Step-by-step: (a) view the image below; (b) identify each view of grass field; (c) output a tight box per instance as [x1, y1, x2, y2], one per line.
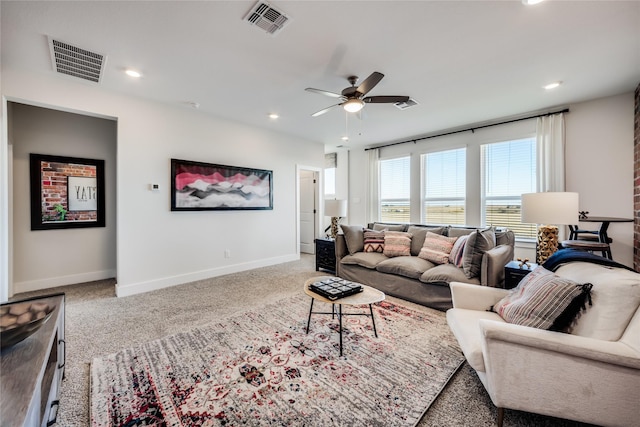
[380, 203, 536, 238]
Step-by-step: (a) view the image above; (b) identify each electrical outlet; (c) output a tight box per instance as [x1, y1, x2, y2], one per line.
[224, 249, 231, 258]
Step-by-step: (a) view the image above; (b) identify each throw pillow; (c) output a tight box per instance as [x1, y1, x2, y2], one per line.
[407, 226, 448, 256]
[448, 235, 468, 267]
[363, 229, 385, 253]
[461, 228, 496, 278]
[372, 223, 406, 232]
[492, 266, 592, 331]
[340, 224, 364, 255]
[418, 232, 458, 265]
[383, 231, 412, 257]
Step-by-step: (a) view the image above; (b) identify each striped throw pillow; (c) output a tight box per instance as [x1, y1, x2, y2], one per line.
[383, 231, 413, 257]
[363, 230, 385, 253]
[448, 235, 468, 267]
[492, 266, 592, 331]
[418, 232, 458, 265]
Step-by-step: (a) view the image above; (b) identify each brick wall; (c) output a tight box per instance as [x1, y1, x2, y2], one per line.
[635, 83, 640, 271]
[40, 161, 98, 222]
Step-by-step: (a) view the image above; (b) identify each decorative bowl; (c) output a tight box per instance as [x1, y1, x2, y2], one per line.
[0, 302, 54, 350]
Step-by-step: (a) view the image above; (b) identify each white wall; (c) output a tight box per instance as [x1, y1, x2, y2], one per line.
[2, 68, 324, 298]
[346, 92, 636, 268]
[565, 92, 635, 267]
[11, 103, 117, 293]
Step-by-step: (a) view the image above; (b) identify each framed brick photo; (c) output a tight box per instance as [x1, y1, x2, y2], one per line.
[29, 153, 105, 230]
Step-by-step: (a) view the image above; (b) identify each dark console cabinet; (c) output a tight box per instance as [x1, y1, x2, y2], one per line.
[1, 293, 65, 427]
[315, 238, 337, 274]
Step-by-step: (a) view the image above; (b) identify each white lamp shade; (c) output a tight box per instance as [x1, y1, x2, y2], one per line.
[521, 192, 579, 225]
[325, 199, 347, 217]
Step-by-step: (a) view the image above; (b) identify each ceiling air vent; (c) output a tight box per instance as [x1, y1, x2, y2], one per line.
[49, 38, 106, 83]
[244, 1, 290, 36]
[394, 98, 419, 110]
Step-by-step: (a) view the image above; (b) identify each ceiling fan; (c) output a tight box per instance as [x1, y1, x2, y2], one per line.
[305, 71, 410, 117]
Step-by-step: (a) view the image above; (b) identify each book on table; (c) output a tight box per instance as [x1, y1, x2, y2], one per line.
[309, 278, 363, 300]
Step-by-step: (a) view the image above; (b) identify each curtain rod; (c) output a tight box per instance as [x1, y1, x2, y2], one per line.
[364, 108, 570, 151]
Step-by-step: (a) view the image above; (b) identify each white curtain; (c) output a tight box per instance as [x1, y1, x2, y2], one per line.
[536, 112, 570, 239]
[366, 148, 380, 224]
[536, 113, 565, 192]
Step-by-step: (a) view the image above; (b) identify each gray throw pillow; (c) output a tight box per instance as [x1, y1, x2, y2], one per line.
[340, 224, 364, 255]
[372, 223, 406, 232]
[461, 228, 496, 278]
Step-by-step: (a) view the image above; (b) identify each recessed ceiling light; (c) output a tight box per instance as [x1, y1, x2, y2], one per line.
[268, 113, 279, 119]
[341, 136, 349, 141]
[544, 81, 562, 90]
[522, 0, 545, 5]
[125, 69, 142, 78]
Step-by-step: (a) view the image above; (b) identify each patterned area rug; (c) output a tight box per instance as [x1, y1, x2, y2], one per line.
[90, 294, 464, 426]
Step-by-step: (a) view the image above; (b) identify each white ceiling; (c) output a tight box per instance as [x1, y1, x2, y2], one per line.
[2, 1, 639, 150]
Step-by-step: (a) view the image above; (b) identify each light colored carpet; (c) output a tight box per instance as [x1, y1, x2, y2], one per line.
[90, 294, 464, 426]
[16, 254, 592, 426]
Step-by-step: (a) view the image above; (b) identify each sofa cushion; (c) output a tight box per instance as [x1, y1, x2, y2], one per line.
[462, 228, 496, 278]
[363, 229, 385, 253]
[372, 223, 406, 232]
[420, 264, 480, 285]
[554, 262, 640, 341]
[340, 252, 388, 269]
[447, 227, 476, 238]
[445, 308, 504, 372]
[340, 224, 364, 255]
[418, 232, 458, 265]
[376, 256, 435, 280]
[383, 231, 413, 257]
[492, 266, 592, 331]
[449, 235, 468, 267]
[407, 226, 448, 256]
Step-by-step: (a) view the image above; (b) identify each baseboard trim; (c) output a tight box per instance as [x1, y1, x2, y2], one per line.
[14, 269, 117, 294]
[115, 254, 299, 298]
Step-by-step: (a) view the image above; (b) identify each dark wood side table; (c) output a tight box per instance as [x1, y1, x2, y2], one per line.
[315, 238, 336, 274]
[504, 260, 538, 289]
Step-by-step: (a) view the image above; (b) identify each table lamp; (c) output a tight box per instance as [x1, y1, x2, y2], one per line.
[521, 192, 579, 264]
[325, 199, 347, 239]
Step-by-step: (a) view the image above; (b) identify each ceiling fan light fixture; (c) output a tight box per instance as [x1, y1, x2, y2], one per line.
[343, 98, 364, 113]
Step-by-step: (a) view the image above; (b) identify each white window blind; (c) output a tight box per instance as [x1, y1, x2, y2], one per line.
[324, 153, 336, 196]
[379, 156, 410, 223]
[422, 148, 466, 225]
[481, 138, 536, 237]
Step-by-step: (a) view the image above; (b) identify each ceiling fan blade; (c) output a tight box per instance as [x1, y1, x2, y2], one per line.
[311, 103, 342, 117]
[305, 87, 344, 98]
[363, 95, 410, 104]
[356, 72, 384, 96]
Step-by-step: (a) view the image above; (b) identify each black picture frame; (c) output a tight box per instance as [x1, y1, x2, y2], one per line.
[29, 153, 106, 230]
[171, 158, 273, 211]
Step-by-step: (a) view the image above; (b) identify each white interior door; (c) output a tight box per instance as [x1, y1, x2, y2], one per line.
[300, 170, 317, 254]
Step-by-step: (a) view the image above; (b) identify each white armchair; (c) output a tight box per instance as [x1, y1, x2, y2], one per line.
[446, 262, 640, 427]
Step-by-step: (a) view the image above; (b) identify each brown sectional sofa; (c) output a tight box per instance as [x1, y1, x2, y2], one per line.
[335, 222, 515, 311]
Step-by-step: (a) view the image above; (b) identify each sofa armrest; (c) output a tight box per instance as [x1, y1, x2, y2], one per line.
[480, 244, 514, 287]
[335, 234, 348, 260]
[450, 282, 510, 311]
[479, 319, 640, 369]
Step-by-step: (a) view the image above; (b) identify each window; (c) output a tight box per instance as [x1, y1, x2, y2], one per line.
[481, 138, 536, 238]
[379, 156, 410, 223]
[324, 153, 336, 196]
[422, 148, 466, 225]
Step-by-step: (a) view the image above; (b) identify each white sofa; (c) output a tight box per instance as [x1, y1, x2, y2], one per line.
[446, 261, 640, 427]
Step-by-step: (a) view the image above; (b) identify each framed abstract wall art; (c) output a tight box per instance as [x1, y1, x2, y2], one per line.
[29, 153, 106, 230]
[171, 158, 273, 211]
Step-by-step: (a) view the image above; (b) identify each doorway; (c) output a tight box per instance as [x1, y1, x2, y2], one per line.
[299, 169, 318, 254]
